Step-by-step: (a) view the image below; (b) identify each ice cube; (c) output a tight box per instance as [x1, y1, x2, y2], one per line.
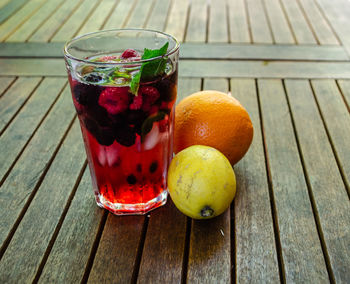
[142, 123, 161, 151]
[105, 144, 120, 167]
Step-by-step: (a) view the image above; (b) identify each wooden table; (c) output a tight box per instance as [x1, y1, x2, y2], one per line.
[0, 0, 349, 283]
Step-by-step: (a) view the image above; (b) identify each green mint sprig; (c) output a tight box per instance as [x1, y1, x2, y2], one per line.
[130, 42, 169, 95]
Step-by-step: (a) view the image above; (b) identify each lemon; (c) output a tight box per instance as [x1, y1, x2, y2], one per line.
[167, 145, 236, 219]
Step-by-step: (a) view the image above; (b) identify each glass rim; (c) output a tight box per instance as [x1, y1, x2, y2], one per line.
[63, 28, 180, 66]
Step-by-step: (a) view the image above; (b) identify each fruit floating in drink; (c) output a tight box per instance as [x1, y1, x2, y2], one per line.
[64, 29, 179, 215]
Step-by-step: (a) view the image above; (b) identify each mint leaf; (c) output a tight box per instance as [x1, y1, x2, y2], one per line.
[141, 111, 167, 142]
[129, 42, 169, 95]
[130, 71, 141, 94]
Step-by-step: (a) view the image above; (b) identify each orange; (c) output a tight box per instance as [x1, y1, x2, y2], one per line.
[174, 90, 253, 165]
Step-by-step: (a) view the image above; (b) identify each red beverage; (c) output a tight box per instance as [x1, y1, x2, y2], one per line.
[64, 29, 179, 215]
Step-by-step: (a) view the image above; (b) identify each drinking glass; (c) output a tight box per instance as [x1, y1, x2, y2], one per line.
[64, 29, 179, 215]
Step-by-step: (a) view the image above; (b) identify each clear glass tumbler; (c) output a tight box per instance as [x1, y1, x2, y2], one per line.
[63, 29, 179, 215]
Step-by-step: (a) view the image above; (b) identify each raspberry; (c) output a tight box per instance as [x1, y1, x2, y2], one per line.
[139, 86, 160, 104]
[121, 49, 140, 59]
[98, 87, 130, 115]
[130, 95, 143, 110]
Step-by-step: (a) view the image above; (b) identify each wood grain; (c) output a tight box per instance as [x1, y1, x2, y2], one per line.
[5, 0, 65, 42]
[87, 214, 145, 283]
[28, 0, 82, 42]
[103, 0, 136, 30]
[0, 77, 42, 132]
[51, 0, 101, 42]
[228, 0, 250, 43]
[0, 0, 27, 24]
[124, 0, 154, 28]
[145, 0, 171, 31]
[208, 0, 228, 43]
[0, 120, 86, 283]
[285, 79, 350, 283]
[78, 0, 117, 35]
[0, 77, 66, 182]
[0, 84, 75, 250]
[38, 168, 105, 283]
[0, 0, 45, 41]
[280, 0, 317, 44]
[137, 200, 187, 283]
[246, 0, 273, 43]
[311, 80, 350, 193]
[0, 77, 16, 97]
[263, 0, 294, 44]
[298, 0, 339, 45]
[177, 77, 201, 104]
[165, 0, 189, 42]
[185, 0, 207, 42]
[258, 79, 328, 282]
[231, 78, 280, 283]
[337, 79, 350, 109]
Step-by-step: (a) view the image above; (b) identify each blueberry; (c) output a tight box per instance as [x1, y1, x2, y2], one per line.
[127, 174, 137, 185]
[115, 124, 136, 147]
[149, 161, 158, 173]
[136, 164, 142, 172]
[95, 127, 115, 146]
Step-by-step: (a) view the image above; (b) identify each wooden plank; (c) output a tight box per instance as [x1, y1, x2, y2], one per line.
[0, 78, 66, 182]
[28, 0, 82, 42]
[68, 0, 116, 35]
[2, 58, 350, 79]
[137, 200, 187, 283]
[231, 78, 280, 283]
[0, 0, 45, 41]
[87, 214, 145, 283]
[228, 0, 250, 43]
[185, 0, 207, 43]
[263, 0, 295, 44]
[51, 0, 102, 42]
[280, 0, 317, 44]
[177, 77, 201, 104]
[311, 80, 350, 192]
[208, 0, 228, 43]
[165, 0, 189, 42]
[285, 79, 350, 283]
[0, 84, 75, 250]
[124, 0, 154, 28]
[0, 0, 27, 24]
[103, 0, 136, 30]
[203, 78, 228, 92]
[0, 120, 86, 283]
[6, 0, 66, 42]
[0, 77, 42, 131]
[258, 79, 328, 282]
[187, 211, 231, 283]
[179, 60, 350, 79]
[298, 0, 339, 45]
[317, 0, 350, 56]
[38, 168, 105, 283]
[146, 0, 171, 31]
[337, 80, 350, 110]
[246, 0, 273, 43]
[0, 76, 16, 97]
[1, 42, 349, 61]
[186, 78, 231, 283]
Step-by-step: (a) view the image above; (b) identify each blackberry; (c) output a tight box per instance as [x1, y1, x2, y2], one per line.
[83, 72, 106, 83]
[127, 174, 137, 185]
[73, 84, 102, 106]
[149, 161, 158, 173]
[95, 127, 115, 146]
[115, 124, 136, 147]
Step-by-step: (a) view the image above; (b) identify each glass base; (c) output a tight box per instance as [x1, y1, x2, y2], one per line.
[95, 190, 168, 215]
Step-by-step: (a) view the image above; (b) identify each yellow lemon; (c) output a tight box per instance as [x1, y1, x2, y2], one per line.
[168, 145, 236, 219]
